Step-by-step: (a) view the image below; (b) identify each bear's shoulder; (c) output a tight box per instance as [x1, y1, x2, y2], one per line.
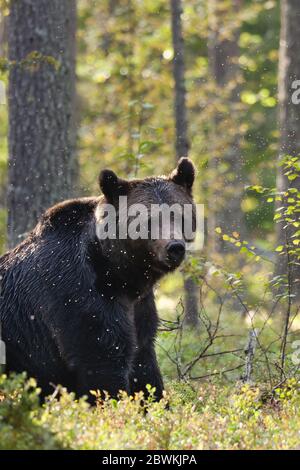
[38, 197, 100, 233]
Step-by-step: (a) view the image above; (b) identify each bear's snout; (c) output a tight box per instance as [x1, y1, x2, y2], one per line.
[166, 240, 186, 267]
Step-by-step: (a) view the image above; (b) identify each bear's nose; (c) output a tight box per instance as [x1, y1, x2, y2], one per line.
[166, 241, 186, 264]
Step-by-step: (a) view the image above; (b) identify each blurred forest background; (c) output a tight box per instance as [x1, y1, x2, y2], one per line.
[0, 0, 281, 253]
[0, 0, 300, 450]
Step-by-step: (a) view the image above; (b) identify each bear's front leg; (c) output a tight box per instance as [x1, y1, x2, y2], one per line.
[130, 346, 164, 401]
[55, 299, 135, 404]
[76, 360, 131, 403]
[130, 292, 164, 401]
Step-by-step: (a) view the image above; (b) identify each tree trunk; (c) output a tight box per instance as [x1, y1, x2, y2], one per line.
[170, 0, 199, 327]
[0, 7, 7, 57]
[0, 9, 7, 210]
[276, 0, 300, 300]
[7, 0, 77, 248]
[207, 0, 245, 253]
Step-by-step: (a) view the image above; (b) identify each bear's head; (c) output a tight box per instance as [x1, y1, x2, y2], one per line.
[95, 158, 196, 298]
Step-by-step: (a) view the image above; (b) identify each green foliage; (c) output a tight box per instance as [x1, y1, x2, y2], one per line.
[75, 0, 280, 238]
[2, 374, 300, 450]
[157, 302, 298, 387]
[0, 374, 60, 450]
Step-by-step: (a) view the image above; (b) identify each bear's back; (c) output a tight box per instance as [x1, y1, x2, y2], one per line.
[0, 197, 101, 389]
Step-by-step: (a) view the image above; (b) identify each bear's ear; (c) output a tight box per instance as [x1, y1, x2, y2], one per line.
[99, 169, 130, 203]
[170, 158, 195, 192]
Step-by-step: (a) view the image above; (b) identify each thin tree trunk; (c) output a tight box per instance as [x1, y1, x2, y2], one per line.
[207, 0, 245, 253]
[0, 9, 7, 210]
[276, 0, 300, 301]
[170, 0, 189, 160]
[0, 7, 7, 57]
[170, 0, 199, 327]
[7, 0, 77, 248]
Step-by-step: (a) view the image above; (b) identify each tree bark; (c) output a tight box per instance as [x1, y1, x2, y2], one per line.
[276, 0, 300, 300]
[0, 9, 7, 210]
[207, 0, 245, 253]
[170, 0, 199, 327]
[0, 7, 7, 57]
[7, 0, 77, 248]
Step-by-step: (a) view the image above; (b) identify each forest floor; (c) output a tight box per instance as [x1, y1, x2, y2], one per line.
[1, 277, 300, 450]
[1, 373, 300, 450]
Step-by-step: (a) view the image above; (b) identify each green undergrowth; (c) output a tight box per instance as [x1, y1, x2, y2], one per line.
[1, 373, 300, 450]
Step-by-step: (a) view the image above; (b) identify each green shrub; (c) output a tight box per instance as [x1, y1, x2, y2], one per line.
[1, 374, 300, 450]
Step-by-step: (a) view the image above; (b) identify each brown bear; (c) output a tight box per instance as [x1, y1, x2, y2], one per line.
[0, 158, 196, 402]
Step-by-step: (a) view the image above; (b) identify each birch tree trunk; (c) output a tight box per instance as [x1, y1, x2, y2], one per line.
[276, 0, 300, 300]
[7, 0, 77, 248]
[170, 0, 199, 327]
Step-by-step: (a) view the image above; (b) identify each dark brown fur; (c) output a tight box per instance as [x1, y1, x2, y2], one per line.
[0, 158, 195, 402]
